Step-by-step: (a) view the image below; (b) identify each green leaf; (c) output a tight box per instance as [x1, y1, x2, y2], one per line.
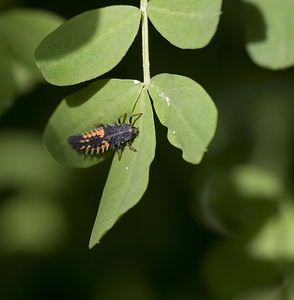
[148, 73, 217, 164]
[147, 0, 222, 49]
[89, 89, 155, 247]
[43, 79, 143, 168]
[0, 8, 64, 115]
[242, 0, 294, 69]
[198, 165, 283, 235]
[0, 8, 64, 74]
[35, 6, 141, 86]
[248, 199, 294, 261]
[230, 165, 283, 200]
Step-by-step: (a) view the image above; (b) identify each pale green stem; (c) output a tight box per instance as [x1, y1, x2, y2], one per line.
[140, 0, 150, 87]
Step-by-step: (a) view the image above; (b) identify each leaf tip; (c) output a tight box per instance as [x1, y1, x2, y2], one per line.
[88, 239, 99, 249]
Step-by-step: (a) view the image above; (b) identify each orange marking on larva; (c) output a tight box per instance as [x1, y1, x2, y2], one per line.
[68, 112, 142, 160]
[94, 128, 105, 138]
[103, 140, 110, 150]
[79, 138, 90, 143]
[89, 131, 96, 137]
[85, 145, 91, 155]
[99, 141, 110, 153]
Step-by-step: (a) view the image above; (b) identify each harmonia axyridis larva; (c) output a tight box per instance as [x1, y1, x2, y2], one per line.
[68, 113, 142, 160]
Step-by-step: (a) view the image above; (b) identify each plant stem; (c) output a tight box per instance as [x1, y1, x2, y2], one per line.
[140, 0, 150, 87]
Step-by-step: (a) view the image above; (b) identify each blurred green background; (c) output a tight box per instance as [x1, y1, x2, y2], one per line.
[1, 0, 294, 299]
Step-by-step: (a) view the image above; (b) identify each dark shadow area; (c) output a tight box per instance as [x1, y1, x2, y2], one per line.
[65, 80, 109, 107]
[241, 1, 267, 43]
[34, 10, 99, 60]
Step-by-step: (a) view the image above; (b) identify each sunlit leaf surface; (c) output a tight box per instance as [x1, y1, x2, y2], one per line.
[147, 0, 222, 49]
[35, 6, 141, 85]
[148, 73, 217, 164]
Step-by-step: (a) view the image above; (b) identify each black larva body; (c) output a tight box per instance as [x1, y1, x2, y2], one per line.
[68, 113, 142, 159]
[68, 124, 139, 152]
[104, 123, 139, 149]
